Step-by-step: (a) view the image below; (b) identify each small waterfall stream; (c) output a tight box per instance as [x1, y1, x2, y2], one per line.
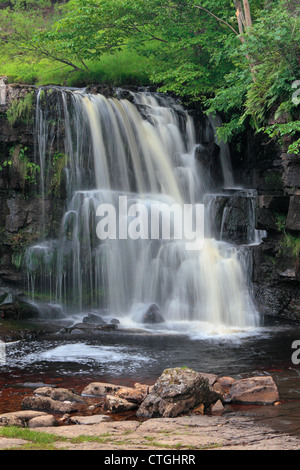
[25, 87, 261, 334]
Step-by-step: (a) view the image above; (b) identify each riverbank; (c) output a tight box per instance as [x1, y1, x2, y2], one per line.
[1, 413, 300, 450]
[1, 366, 299, 451]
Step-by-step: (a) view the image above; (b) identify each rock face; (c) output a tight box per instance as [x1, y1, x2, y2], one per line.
[231, 129, 300, 320]
[136, 367, 221, 418]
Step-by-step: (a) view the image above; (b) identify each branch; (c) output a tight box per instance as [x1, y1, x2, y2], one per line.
[194, 5, 239, 36]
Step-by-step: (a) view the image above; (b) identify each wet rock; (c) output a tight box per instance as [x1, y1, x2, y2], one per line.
[34, 386, 85, 403]
[0, 410, 50, 427]
[286, 195, 300, 231]
[104, 395, 138, 413]
[61, 322, 117, 335]
[197, 372, 218, 387]
[69, 415, 113, 425]
[22, 395, 81, 414]
[137, 367, 221, 418]
[81, 382, 123, 397]
[211, 399, 225, 413]
[115, 383, 149, 404]
[14, 382, 56, 390]
[134, 303, 165, 324]
[28, 414, 57, 428]
[0, 292, 40, 320]
[82, 313, 106, 325]
[194, 142, 222, 187]
[224, 376, 280, 405]
[216, 376, 236, 388]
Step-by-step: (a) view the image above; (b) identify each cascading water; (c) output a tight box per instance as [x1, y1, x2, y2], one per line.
[25, 86, 261, 334]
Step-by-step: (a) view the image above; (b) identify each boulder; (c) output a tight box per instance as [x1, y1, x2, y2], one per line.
[81, 382, 123, 397]
[115, 383, 149, 404]
[103, 395, 138, 413]
[22, 395, 81, 414]
[82, 313, 107, 325]
[34, 386, 85, 403]
[224, 376, 279, 405]
[0, 410, 51, 427]
[28, 414, 56, 428]
[133, 303, 165, 324]
[0, 292, 40, 319]
[50, 388, 84, 403]
[136, 367, 221, 418]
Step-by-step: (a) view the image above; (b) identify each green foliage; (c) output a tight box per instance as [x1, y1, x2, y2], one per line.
[260, 121, 300, 155]
[0, 144, 40, 186]
[206, 0, 299, 141]
[6, 92, 35, 127]
[275, 211, 300, 258]
[0, 0, 299, 149]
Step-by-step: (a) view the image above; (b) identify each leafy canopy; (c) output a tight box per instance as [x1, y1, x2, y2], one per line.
[0, 0, 299, 152]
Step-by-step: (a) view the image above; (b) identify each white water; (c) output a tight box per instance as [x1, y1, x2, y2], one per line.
[26, 87, 261, 335]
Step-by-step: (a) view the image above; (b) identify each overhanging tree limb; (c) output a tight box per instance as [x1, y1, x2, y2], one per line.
[194, 4, 239, 37]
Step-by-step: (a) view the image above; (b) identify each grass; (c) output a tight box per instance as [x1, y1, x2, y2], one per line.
[1, 48, 153, 88]
[0, 425, 224, 450]
[0, 426, 68, 450]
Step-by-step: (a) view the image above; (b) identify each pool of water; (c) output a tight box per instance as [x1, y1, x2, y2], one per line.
[1, 315, 300, 436]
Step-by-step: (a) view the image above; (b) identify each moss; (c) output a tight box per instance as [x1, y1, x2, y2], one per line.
[6, 91, 35, 127]
[50, 151, 68, 196]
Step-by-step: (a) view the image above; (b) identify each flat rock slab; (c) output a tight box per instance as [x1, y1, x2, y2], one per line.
[26, 414, 300, 450]
[0, 437, 28, 449]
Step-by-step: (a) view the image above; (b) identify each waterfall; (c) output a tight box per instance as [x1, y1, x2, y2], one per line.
[25, 87, 261, 332]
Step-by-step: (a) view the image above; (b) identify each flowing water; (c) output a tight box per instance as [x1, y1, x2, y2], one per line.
[2, 87, 300, 435]
[26, 87, 261, 332]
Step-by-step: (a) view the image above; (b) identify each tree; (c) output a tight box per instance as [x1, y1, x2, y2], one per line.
[0, 0, 87, 78]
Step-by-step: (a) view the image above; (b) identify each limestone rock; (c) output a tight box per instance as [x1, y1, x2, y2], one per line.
[133, 303, 165, 324]
[210, 399, 225, 413]
[137, 367, 221, 418]
[22, 395, 81, 414]
[104, 394, 138, 413]
[82, 313, 107, 325]
[0, 410, 50, 427]
[69, 415, 113, 425]
[81, 382, 122, 397]
[225, 376, 279, 404]
[115, 383, 149, 404]
[28, 414, 56, 428]
[33, 386, 85, 403]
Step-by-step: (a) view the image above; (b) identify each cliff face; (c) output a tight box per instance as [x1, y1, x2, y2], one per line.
[230, 125, 300, 320]
[0, 82, 299, 320]
[0, 83, 63, 290]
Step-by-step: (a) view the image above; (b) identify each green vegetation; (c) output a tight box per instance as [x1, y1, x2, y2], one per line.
[0, 144, 40, 187]
[0, 425, 222, 450]
[0, 0, 299, 151]
[275, 211, 300, 258]
[6, 92, 35, 127]
[0, 426, 68, 450]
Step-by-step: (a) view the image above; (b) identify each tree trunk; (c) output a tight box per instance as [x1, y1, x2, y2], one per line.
[242, 0, 253, 28]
